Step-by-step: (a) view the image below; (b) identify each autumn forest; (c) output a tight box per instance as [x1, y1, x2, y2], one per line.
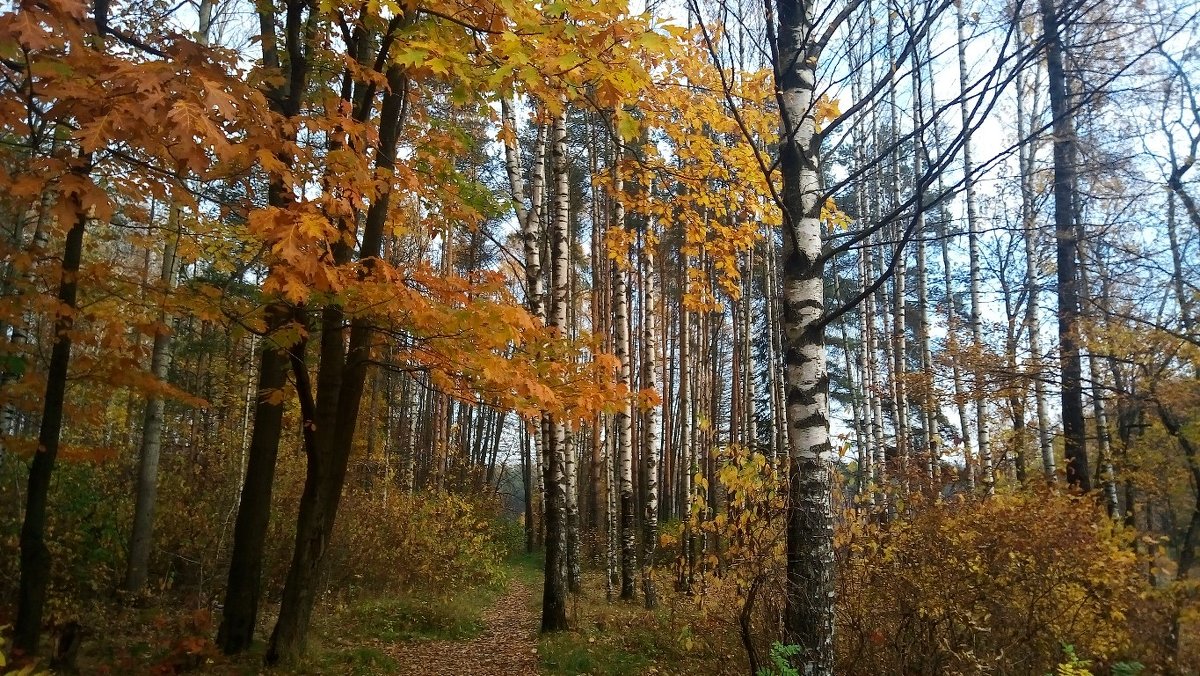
[0, 0, 1197, 672]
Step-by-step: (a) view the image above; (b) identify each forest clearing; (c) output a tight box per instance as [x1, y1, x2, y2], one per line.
[0, 0, 1198, 672]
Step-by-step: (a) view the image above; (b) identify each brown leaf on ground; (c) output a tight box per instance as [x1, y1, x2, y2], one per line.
[387, 580, 540, 675]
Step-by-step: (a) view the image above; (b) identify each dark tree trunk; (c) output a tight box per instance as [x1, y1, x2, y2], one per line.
[523, 429, 536, 553]
[1039, 0, 1091, 490]
[217, 305, 291, 655]
[14, 189, 88, 655]
[264, 71, 406, 663]
[218, 0, 311, 651]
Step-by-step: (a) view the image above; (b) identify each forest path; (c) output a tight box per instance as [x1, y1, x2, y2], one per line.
[386, 578, 541, 675]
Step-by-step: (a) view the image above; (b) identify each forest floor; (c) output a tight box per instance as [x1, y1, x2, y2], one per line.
[41, 553, 738, 675]
[383, 576, 540, 675]
[352, 551, 738, 676]
[370, 552, 741, 676]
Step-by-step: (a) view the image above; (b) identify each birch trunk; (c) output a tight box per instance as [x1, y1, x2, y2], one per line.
[124, 204, 181, 594]
[862, 243, 884, 508]
[836, 296, 866, 502]
[588, 115, 606, 531]
[912, 50, 937, 489]
[1, 169, 53, 444]
[125, 0, 214, 591]
[916, 194, 936, 486]
[939, 210, 974, 490]
[565, 423, 581, 591]
[891, 231, 909, 485]
[1078, 252, 1120, 515]
[539, 107, 570, 632]
[958, 0, 993, 495]
[605, 416, 618, 600]
[886, 13, 909, 486]
[614, 235, 637, 601]
[776, 0, 834, 668]
[522, 428, 536, 553]
[764, 239, 787, 464]
[641, 227, 661, 609]
[1016, 61, 1056, 482]
[677, 253, 694, 594]
[505, 96, 551, 544]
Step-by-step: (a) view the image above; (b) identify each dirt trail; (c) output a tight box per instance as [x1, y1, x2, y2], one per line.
[387, 580, 540, 675]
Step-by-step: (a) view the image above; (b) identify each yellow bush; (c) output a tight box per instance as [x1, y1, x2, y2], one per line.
[323, 489, 509, 599]
[836, 489, 1144, 675]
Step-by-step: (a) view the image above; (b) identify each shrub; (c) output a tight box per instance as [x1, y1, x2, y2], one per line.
[322, 489, 509, 599]
[836, 489, 1144, 675]
[0, 461, 130, 623]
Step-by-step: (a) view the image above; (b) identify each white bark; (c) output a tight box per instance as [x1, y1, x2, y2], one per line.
[1079, 253, 1120, 516]
[551, 105, 571, 546]
[605, 417, 618, 600]
[678, 250, 694, 593]
[958, 0, 993, 495]
[777, 0, 834, 667]
[564, 423, 581, 590]
[540, 106, 571, 631]
[641, 227, 661, 609]
[124, 203, 181, 594]
[0, 191, 51, 446]
[1016, 61, 1056, 483]
[611, 153, 636, 600]
[861, 244, 884, 509]
[886, 10, 909, 486]
[913, 54, 938, 488]
[939, 216, 975, 490]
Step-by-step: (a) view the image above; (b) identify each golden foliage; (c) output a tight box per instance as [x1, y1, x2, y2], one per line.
[836, 490, 1145, 675]
[325, 490, 511, 596]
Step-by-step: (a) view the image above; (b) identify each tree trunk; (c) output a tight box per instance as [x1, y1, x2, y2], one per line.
[124, 204, 181, 595]
[14, 178, 88, 656]
[940, 218, 974, 490]
[539, 107, 571, 632]
[776, 0, 834, 669]
[1039, 0, 1091, 490]
[915, 178, 936, 488]
[677, 248, 694, 593]
[958, 0, 992, 495]
[1078, 252, 1120, 515]
[565, 424, 581, 592]
[1016, 59, 1056, 482]
[885, 15, 909, 488]
[219, 0, 310, 651]
[522, 428, 536, 553]
[218, 305, 291, 654]
[640, 227, 661, 609]
[614, 234, 637, 601]
[861, 241, 884, 509]
[911, 53, 936, 490]
[1157, 402, 1199, 660]
[265, 65, 407, 663]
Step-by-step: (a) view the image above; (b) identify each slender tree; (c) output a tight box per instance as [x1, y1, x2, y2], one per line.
[1040, 0, 1092, 490]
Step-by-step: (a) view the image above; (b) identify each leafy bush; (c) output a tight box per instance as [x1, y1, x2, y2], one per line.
[836, 489, 1144, 675]
[322, 489, 509, 599]
[0, 461, 131, 622]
